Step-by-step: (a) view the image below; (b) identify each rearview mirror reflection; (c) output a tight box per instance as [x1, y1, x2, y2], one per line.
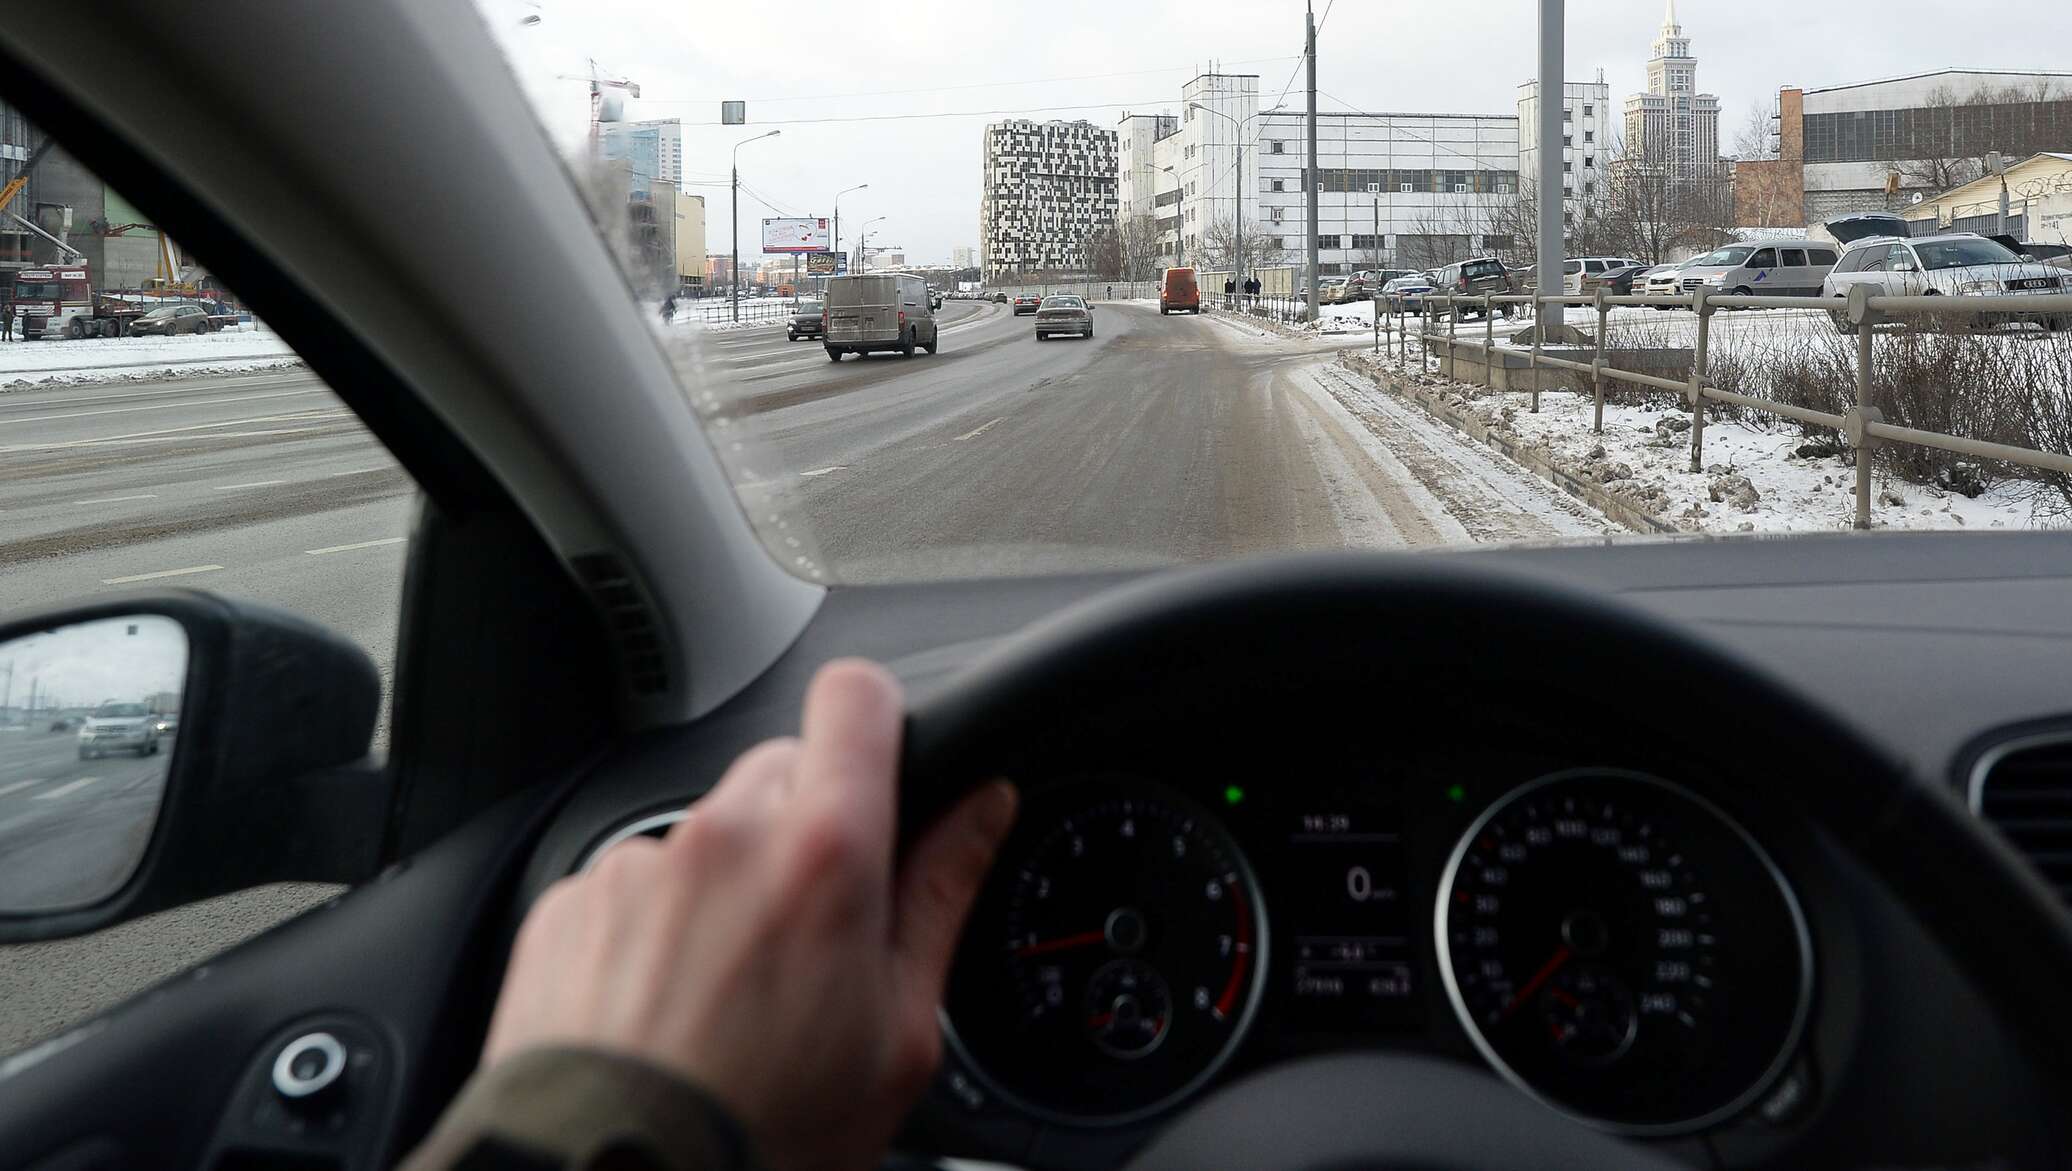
[0, 615, 187, 913]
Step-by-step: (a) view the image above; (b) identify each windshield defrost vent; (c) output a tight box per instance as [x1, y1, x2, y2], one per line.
[571, 552, 669, 697]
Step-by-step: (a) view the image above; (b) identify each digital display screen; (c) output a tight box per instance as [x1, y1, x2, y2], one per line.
[1274, 790, 1421, 1030]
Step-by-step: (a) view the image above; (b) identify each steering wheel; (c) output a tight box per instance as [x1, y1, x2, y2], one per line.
[899, 554, 2072, 1170]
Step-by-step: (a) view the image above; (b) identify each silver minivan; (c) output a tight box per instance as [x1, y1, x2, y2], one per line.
[1676, 241, 1841, 299]
[822, 273, 939, 360]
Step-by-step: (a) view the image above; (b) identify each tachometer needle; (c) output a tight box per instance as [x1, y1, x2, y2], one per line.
[1013, 929, 1107, 958]
[1501, 946, 1571, 1019]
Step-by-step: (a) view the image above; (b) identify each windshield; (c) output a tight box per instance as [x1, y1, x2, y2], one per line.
[1915, 238, 2024, 270]
[464, 1, 2072, 583]
[1693, 246, 1756, 267]
[91, 703, 148, 719]
[13, 281, 60, 299]
[139, 307, 176, 319]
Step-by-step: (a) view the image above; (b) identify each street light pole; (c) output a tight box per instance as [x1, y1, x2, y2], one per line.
[1186, 103, 1285, 293]
[833, 182, 868, 279]
[857, 216, 885, 273]
[731, 129, 781, 323]
[1304, 0, 1320, 323]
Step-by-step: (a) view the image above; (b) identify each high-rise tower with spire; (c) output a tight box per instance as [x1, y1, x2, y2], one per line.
[1623, 0, 1721, 179]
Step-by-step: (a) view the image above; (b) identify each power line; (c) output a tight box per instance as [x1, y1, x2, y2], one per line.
[639, 56, 1300, 108]
[672, 98, 1177, 128]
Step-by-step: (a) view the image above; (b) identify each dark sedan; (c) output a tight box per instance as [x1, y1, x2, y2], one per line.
[786, 299, 825, 342]
[1011, 293, 1042, 316]
[126, 302, 214, 336]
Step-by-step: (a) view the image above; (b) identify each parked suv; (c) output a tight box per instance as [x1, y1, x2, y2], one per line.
[1822, 231, 2072, 333]
[1561, 256, 1646, 295]
[1427, 257, 1515, 320]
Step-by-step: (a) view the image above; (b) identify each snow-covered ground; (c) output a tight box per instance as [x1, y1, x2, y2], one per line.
[1340, 355, 2057, 535]
[0, 325, 299, 387]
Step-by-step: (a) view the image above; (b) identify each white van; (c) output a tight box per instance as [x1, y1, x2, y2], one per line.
[1675, 242, 1841, 299]
[1561, 256, 1646, 295]
[823, 273, 939, 360]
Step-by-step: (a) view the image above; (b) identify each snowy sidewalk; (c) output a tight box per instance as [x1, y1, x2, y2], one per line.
[0, 326, 300, 388]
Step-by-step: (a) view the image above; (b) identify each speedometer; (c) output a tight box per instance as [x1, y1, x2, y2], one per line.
[1437, 769, 1812, 1134]
[944, 781, 1266, 1125]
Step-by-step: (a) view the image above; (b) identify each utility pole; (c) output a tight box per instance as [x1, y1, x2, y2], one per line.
[1304, 0, 1320, 323]
[731, 130, 781, 323]
[1535, 0, 1565, 323]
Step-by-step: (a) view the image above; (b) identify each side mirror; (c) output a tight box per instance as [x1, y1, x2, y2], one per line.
[0, 593, 384, 941]
[1892, 259, 1918, 273]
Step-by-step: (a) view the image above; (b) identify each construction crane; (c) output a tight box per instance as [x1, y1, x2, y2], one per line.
[0, 137, 54, 219]
[555, 59, 640, 155]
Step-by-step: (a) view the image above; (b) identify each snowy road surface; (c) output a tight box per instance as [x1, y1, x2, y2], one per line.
[0, 296, 1617, 1055]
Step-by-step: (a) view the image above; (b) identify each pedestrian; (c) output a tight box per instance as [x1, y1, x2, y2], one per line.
[660, 293, 677, 325]
[1224, 276, 1235, 308]
[0, 302, 12, 343]
[1106, 283, 1113, 302]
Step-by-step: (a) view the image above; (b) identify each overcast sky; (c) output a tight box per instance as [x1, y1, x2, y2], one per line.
[478, 0, 2072, 265]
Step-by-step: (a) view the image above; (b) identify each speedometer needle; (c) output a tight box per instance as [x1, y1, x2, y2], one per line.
[1501, 946, 1571, 1019]
[1014, 929, 1107, 958]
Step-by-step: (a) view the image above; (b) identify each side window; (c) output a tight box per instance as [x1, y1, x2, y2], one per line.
[1748, 249, 1777, 269]
[1783, 249, 1808, 267]
[1811, 248, 1838, 267]
[0, 111, 414, 1057]
[1855, 244, 1892, 271]
[1883, 246, 1915, 271]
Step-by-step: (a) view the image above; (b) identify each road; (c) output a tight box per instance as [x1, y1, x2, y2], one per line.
[0, 296, 1613, 1054]
[0, 727, 168, 911]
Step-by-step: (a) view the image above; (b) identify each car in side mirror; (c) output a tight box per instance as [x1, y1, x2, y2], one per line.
[0, 593, 386, 941]
[0, 615, 187, 913]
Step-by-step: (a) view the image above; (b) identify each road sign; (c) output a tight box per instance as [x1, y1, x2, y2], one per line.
[721, 101, 745, 125]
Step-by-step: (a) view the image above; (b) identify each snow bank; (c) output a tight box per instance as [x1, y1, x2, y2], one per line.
[0, 325, 300, 388]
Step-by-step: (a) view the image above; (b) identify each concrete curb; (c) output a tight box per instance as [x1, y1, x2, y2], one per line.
[1203, 305, 1314, 341]
[1333, 350, 1679, 537]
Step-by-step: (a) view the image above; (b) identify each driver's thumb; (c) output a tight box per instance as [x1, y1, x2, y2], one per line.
[893, 781, 1018, 996]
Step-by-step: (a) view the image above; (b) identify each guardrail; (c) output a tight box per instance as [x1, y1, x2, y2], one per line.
[678, 299, 795, 326]
[1366, 286, 2072, 530]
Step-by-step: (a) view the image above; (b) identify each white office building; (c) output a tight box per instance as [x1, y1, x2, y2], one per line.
[1518, 74, 1613, 231]
[1253, 111, 1520, 274]
[980, 118, 1119, 279]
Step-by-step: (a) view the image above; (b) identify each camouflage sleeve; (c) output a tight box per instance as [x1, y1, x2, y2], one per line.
[396, 1047, 764, 1171]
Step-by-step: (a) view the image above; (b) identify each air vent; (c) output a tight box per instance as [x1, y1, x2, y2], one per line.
[580, 810, 687, 871]
[1972, 733, 2072, 904]
[570, 552, 670, 696]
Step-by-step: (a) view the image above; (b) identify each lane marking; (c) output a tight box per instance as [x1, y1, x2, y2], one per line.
[305, 537, 407, 556]
[34, 777, 98, 800]
[799, 466, 846, 478]
[0, 387, 323, 426]
[1, 410, 351, 453]
[101, 564, 224, 584]
[330, 467, 392, 477]
[0, 779, 42, 798]
[72, 493, 159, 505]
[954, 417, 1006, 442]
[211, 480, 288, 491]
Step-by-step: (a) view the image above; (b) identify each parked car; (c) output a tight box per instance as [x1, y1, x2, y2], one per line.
[1316, 276, 1351, 305]
[1561, 256, 1647, 295]
[1427, 257, 1515, 319]
[1011, 293, 1042, 316]
[1642, 259, 1699, 306]
[1159, 266, 1200, 315]
[1677, 242, 1840, 300]
[77, 700, 160, 759]
[1821, 231, 2071, 334]
[1380, 273, 1435, 313]
[1033, 294, 1094, 341]
[1597, 264, 1651, 296]
[125, 302, 215, 336]
[786, 299, 825, 342]
[822, 273, 939, 360]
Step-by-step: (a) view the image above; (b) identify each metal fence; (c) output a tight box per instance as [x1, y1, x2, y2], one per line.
[678, 299, 795, 326]
[1366, 287, 2072, 530]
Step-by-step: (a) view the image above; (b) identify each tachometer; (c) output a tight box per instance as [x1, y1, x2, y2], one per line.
[1436, 769, 1811, 1134]
[944, 782, 1266, 1124]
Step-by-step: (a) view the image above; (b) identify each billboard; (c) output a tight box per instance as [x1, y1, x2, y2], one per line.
[762, 217, 832, 254]
[804, 251, 843, 275]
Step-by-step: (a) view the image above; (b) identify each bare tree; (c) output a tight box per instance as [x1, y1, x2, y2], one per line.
[1081, 226, 1124, 280]
[1730, 100, 1774, 162]
[1117, 213, 1166, 280]
[1200, 215, 1287, 276]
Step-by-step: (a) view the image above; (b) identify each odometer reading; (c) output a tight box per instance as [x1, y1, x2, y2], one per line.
[944, 783, 1267, 1123]
[1437, 770, 1811, 1133]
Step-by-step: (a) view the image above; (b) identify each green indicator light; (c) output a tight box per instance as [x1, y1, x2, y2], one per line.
[1223, 785, 1246, 806]
[1445, 783, 1467, 804]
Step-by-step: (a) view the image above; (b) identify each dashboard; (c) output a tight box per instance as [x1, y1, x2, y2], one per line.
[937, 762, 1813, 1150]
